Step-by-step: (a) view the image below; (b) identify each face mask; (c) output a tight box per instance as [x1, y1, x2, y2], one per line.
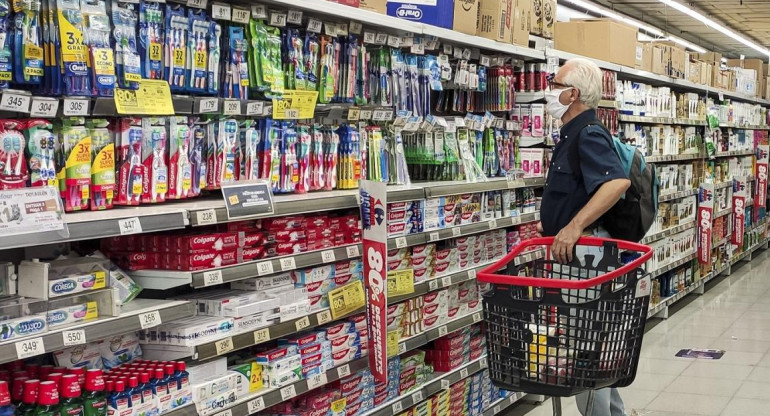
[545, 87, 573, 120]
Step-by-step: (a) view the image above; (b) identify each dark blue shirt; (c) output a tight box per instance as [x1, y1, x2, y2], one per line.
[541, 109, 628, 236]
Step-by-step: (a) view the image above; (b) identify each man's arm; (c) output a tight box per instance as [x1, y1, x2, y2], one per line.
[551, 178, 630, 263]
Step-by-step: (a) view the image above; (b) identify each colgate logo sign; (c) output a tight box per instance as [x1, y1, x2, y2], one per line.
[193, 253, 215, 262]
[396, 6, 422, 19]
[193, 236, 216, 244]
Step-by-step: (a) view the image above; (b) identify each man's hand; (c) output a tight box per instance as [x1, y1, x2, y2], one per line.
[552, 222, 582, 263]
[536, 221, 543, 234]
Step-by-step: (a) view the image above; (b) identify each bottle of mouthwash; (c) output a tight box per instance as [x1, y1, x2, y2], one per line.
[82, 370, 106, 416]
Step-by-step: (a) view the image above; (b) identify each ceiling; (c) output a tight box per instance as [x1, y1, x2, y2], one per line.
[588, 0, 770, 59]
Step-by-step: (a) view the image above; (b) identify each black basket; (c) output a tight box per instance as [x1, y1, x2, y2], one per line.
[479, 238, 652, 397]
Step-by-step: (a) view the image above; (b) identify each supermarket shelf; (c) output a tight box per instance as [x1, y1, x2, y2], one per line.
[482, 393, 529, 416]
[641, 221, 696, 245]
[715, 207, 732, 219]
[618, 115, 706, 126]
[716, 181, 733, 189]
[422, 177, 545, 198]
[422, 25, 544, 60]
[646, 154, 704, 164]
[718, 123, 770, 130]
[713, 236, 729, 247]
[599, 100, 618, 109]
[731, 237, 769, 265]
[388, 212, 540, 250]
[130, 244, 363, 290]
[0, 299, 193, 365]
[715, 149, 754, 157]
[650, 253, 696, 279]
[515, 92, 545, 103]
[398, 312, 484, 355]
[648, 281, 703, 318]
[658, 188, 698, 203]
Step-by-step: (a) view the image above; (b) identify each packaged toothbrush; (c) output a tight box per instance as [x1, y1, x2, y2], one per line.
[303, 33, 319, 93]
[336, 125, 361, 190]
[187, 8, 208, 93]
[190, 117, 208, 196]
[58, 118, 91, 211]
[308, 124, 324, 191]
[12, 0, 44, 85]
[223, 26, 248, 99]
[284, 28, 305, 91]
[258, 118, 275, 181]
[0, 0, 11, 88]
[317, 35, 334, 104]
[139, 0, 163, 80]
[240, 119, 260, 181]
[112, 0, 141, 90]
[141, 117, 167, 204]
[164, 4, 187, 92]
[204, 117, 217, 190]
[43, 0, 62, 95]
[207, 21, 221, 95]
[25, 119, 56, 188]
[0, 120, 28, 189]
[215, 118, 238, 186]
[82, 0, 114, 96]
[322, 126, 338, 190]
[87, 118, 114, 210]
[56, 0, 90, 95]
[167, 116, 192, 199]
[295, 124, 310, 193]
[273, 122, 298, 194]
[111, 118, 143, 206]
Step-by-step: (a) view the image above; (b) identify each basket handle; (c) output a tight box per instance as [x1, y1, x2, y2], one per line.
[478, 236, 654, 290]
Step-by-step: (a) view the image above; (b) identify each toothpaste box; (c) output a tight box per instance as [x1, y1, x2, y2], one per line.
[196, 390, 237, 416]
[228, 362, 263, 395]
[329, 332, 360, 352]
[298, 340, 332, 357]
[261, 354, 302, 375]
[293, 265, 335, 285]
[230, 273, 293, 291]
[256, 345, 299, 364]
[283, 331, 327, 347]
[224, 298, 279, 319]
[192, 373, 239, 402]
[46, 301, 98, 328]
[264, 366, 303, 388]
[324, 321, 355, 339]
[331, 345, 362, 367]
[176, 232, 243, 253]
[279, 300, 312, 321]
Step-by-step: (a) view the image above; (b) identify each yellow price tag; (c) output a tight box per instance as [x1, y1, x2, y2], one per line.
[149, 42, 162, 61]
[0, 72, 10, 81]
[331, 399, 346, 413]
[387, 269, 415, 297]
[25, 45, 44, 60]
[194, 51, 207, 69]
[24, 67, 44, 77]
[125, 73, 142, 82]
[387, 330, 400, 358]
[173, 48, 186, 67]
[114, 79, 174, 115]
[328, 280, 365, 319]
[272, 90, 319, 119]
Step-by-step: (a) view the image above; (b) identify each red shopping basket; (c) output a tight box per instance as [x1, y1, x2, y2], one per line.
[478, 237, 654, 398]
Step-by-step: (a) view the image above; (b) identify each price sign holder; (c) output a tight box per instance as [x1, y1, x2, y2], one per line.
[387, 269, 415, 297]
[30, 97, 59, 118]
[114, 80, 174, 115]
[0, 90, 32, 113]
[221, 180, 274, 220]
[272, 90, 318, 119]
[328, 280, 365, 319]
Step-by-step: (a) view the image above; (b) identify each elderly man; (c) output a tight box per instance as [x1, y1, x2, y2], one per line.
[538, 58, 632, 416]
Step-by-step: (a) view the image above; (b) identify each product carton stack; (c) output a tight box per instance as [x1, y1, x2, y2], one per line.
[554, 18, 637, 67]
[727, 58, 765, 97]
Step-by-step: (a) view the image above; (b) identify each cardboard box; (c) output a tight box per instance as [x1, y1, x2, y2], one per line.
[554, 19, 638, 67]
[694, 51, 722, 65]
[651, 45, 667, 75]
[477, 0, 513, 43]
[511, 0, 530, 46]
[687, 60, 702, 84]
[701, 62, 713, 86]
[542, 0, 555, 39]
[387, 0, 454, 28]
[530, 0, 543, 35]
[359, 0, 386, 13]
[635, 42, 652, 72]
[453, 0, 479, 35]
[765, 77, 770, 100]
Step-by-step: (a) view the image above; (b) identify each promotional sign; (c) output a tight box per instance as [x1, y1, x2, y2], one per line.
[697, 184, 714, 264]
[360, 180, 388, 383]
[756, 144, 768, 212]
[0, 187, 68, 238]
[221, 180, 274, 219]
[732, 177, 746, 246]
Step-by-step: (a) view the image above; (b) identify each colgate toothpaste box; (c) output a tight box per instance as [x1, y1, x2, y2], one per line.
[267, 242, 308, 257]
[177, 232, 243, 253]
[176, 250, 240, 271]
[240, 246, 266, 261]
[330, 332, 360, 352]
[267, 229, 307, 243]
[242, 232, 265, 247]
[256, 345, 299, 364]
[263, 216, 306, 231]
[331, 345, 362, 366]
[324, 321, 355, 339]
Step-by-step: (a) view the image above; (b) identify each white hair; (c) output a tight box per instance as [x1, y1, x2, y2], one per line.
[561, 58, 603, 109]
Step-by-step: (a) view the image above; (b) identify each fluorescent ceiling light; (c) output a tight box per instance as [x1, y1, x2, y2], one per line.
[656, 0, 770, 57]
[665, 36, 707, 54]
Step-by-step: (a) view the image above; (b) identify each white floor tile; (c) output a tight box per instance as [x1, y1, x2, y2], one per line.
[733, 380, 770, 399]
[646, 392, 729, 415]
[719, 398, 770, 416]
[665, 375, 741, 397]
[680, 361, 754, 380]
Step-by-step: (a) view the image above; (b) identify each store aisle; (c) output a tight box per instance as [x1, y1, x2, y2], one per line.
[504, 249, 770, 416]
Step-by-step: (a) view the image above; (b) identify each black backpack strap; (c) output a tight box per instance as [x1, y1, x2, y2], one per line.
[566, 119, 613, 179]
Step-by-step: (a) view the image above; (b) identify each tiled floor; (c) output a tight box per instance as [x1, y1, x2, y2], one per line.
[503, 249, 770, 416]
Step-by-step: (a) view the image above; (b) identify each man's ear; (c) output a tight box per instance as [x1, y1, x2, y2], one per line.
[571, 88, 580, 103]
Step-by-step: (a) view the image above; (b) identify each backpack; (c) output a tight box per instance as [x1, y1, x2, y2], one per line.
[567, 119, 659, 243]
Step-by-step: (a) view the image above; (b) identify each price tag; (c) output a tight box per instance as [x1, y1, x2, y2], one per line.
[285, 108, 300, 119]
[346, 245, 360, 258]
[718, 92, 724, 101]
[256, 261, 274, 276]
[441, 379, 450, 389]
[306, 373, 327, 389]
[336, 23, 349, 35]
[331, 399, 347, 414]
[253, 328, 270, 344]
[215, 337, 234, 355]
[246, 101, 264, 116]
[316, 309, 333, 325]
[118, 217, 142, 235]
[15, 338, 44, 360]
[392, 402, 403, 414]
[307, 18, 323, 33]
[139, 310, 162, 329]
[428, 280, 438, 291]
[231, 7, 250, 23]
[493, 405, 501, 414]
[468, 269, 477, 280]
[460, 368, 469, 379]
[387, 35, 401, 48]
[202, 270, 223, 287]
[213, 409, 231, 416]
[395, 237, 407, 248]
[349, 21, 362, 34]
[251, 4, 267, 19]
[287, 10, 302, 25]
[534, 212, 541, 221]
[337, 364, 351, 378]
[374, 33, 388, 45]
[196, 209, 217, 225]
[62, 330, 86, 347]
[270, 12, 287, 27]
[399, 342, 407, 354]
[63, 98, 89, 116]
[411, 43, 425, 55]
[186, 0, 206, 8]
[452, 227, 462, 237]
[211, 3, 231, 20]
[30, 97, 59, 117]
[480, 357, 488, 368]
[437, 326, 448, 337]
[321, 250, 336, 263]
[328, 280, 365, 319]
[280, 385, 296, 401]
[429, 232, 440, 242]
[360, 109, 372, 120]
[362, 31, 376, 44]
[348, 107, 360, 121]
[0, 92, 31, 113]
[295, 316, 311, 331]
[412, 391, 424, 403]
[488, 219, 498, 229]
[473, 312, 482, 322]
[443, 44, 453, 54]
[247, 397, 265, 414]
[280, 257, 296, 271]
[441, 276, 451, 287]
[198, 98, 218, 113]
[223, 99, 241, 115]
[479, 55, 491, 67]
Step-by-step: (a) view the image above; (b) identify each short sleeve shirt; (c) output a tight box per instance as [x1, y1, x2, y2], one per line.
[540, 109, 628, 237]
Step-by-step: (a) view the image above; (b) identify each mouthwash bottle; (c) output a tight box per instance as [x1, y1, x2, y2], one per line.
[162, 366, 176, 395]
[12, 377, 29, 404]
[0, 381, 14, 416]
[125, 378, 141, 407]
[137, 374, 152, 404]
[59, 375, 84, 416]
[107, 381, 130, 415]
[173, 363, 189, 390]
[33, 381, 59, 416]
[82, 370, 106, 416]
[17, 380, 39, 416]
